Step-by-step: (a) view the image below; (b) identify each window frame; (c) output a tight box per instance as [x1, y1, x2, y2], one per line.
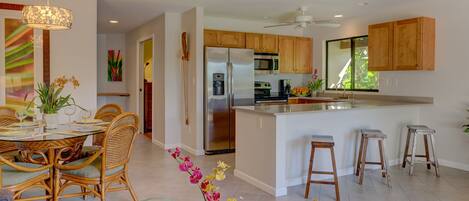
[325, 35, 379, 92]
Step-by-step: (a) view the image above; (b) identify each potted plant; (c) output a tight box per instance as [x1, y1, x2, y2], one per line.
[307, 69, 324, 97]
[27, 76, 82, 129]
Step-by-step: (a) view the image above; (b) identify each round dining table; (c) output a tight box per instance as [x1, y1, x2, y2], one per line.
[0, 123, 107, 201]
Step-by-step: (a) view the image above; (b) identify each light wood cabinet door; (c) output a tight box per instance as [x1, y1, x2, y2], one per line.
[294, 37, 313, 73]
[204, 30, 220, 47]
[246, 33, 278, 53]
[393, 18, 420, 70]
[278, 36, 295, 73]
[246, 33, 262, 52]
[262, 34, 278, 53]
[218, 31, 245, 48]
[368, 22, 394, 71]
[393, 17, 435, 70]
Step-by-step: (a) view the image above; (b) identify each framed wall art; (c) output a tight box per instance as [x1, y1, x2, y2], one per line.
[0, 3, 50, 110]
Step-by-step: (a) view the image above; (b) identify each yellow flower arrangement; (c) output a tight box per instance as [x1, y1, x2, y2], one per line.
[27, 75, 83, 114]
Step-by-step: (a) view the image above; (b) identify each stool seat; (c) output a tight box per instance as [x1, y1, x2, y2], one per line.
[360, 129, 387, 139]
[407, 125, 436, 134]
[311, 135, 334, 144]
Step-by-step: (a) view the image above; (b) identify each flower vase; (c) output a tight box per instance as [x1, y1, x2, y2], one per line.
[310, 91, 317, 97]
[43, 113, 59, 129]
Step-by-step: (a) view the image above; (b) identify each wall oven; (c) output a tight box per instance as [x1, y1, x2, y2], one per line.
[254, 53, 279, 72]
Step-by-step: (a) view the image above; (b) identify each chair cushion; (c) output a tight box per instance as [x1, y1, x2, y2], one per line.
[81, 146, 101, 157]
[63, 157, 124, 178]
[2, 162, 48, 186]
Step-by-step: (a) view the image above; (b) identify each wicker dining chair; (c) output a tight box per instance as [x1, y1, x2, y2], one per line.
[0, 115, 19, 156]
[94, 104, 123, 123]
[92, 104, 124, 146]
[0, 155, 52, 201]
[57, 113, 139, 201]
[0, 107, 15, 117]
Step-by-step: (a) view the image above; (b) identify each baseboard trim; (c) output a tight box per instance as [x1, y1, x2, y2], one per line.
[234, 169, 287, 197]
[287, 158, 400, 187]
[439, 159, 469, 172]
[151, 139, 179, 150]
[180, 144, 205, 156]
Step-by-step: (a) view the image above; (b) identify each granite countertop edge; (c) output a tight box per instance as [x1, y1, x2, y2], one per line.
[234, 101, 433, 116]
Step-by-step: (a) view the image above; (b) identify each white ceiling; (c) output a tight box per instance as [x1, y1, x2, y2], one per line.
[98, 0, 412, 33]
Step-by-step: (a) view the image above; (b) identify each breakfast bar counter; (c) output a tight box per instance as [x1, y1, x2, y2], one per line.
[234, 98, 431, 196]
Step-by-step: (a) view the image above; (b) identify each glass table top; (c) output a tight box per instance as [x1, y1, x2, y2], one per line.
[0, 123, 107, 142]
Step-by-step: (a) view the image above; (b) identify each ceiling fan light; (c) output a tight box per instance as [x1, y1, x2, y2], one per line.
[22, 5, 73, 30]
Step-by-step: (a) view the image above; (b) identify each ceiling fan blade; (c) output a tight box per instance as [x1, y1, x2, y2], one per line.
[264, 23, 297, 28]
[313, 20, 341, 28]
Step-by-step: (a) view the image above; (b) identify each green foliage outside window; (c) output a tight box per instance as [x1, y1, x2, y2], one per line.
[326, 36, 378, 91]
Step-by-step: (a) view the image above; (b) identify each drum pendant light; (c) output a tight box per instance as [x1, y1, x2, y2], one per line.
[22, 0, 73, 30]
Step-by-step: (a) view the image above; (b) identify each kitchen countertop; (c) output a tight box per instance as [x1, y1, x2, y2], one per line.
[235, 98, 432, 115]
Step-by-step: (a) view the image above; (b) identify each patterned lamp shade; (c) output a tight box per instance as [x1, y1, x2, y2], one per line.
[22, 5, 73, 30]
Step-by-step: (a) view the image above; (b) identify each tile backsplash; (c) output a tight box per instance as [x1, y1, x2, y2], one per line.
[255, 73, 312, 92]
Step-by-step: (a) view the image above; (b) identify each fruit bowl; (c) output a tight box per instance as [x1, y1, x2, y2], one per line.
[291, 87, 310, 97]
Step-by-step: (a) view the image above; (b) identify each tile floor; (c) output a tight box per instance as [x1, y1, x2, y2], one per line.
[34, 135, 469, 201]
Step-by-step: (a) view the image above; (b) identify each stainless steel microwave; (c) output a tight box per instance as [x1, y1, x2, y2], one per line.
[254, 53, 279, 72]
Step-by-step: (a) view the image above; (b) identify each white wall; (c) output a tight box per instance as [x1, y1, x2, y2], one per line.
[204, 16, 305, 36]
[306, 0, 469, 169]
[126, 12, 183, 148]
[181, 7, 205, 155]
[97, 33, 127, 93]
[49, 0, 97, 111]
[126, 14, 165, 143]
[97, 33, 128, 110]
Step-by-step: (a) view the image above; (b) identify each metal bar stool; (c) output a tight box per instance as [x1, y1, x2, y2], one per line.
[401, 125, 440, 176]
[355, 129, 391, 186]
[305, 135, 340, 201]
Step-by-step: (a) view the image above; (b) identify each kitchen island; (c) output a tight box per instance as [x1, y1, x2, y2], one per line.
[234, 99, 431, 196]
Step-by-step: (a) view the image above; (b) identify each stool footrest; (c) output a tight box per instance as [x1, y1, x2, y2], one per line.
[405, 154, 427, 158]
[311, 171, 334, 175]
[364, 162, 382, 165]
[406, 159, 435, 165]
[310, 180, 336, 185]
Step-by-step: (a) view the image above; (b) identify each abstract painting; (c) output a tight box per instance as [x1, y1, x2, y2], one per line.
[4, 18, 35, 110]
[108, 49, 123, 81]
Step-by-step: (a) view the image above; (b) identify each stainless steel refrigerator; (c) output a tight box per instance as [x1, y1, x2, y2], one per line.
[204, 47, 254, 154]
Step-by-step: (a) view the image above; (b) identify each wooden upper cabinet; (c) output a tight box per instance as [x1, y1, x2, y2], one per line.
[368, 17, 435, 71]
[205, 29, 312, 74]
[394, 17, 435, 70]
[261, 34, 278, 53]
[246, 33, 262, 52]
[246, 33, 278, 53]
[204, 30, 220, 47]
[204, 29, 246, 48]
[218, 31, 245, 48]
[278, 36, 295, 73]
[294, 37, 313, 73]
[368, 22, 394, 71]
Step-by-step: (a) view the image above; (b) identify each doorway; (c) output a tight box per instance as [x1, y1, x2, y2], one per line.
[138, 38, 153, 139]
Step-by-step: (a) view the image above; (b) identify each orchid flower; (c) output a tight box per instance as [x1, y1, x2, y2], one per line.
[167, 148, 237, 201]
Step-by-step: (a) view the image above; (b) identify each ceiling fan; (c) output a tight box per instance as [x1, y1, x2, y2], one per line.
[264, 6, 341, 30]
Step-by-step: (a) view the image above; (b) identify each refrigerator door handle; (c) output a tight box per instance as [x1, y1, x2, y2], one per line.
[228, 61, 234, 107]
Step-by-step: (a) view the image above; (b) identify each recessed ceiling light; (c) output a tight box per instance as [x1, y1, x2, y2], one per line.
[358, 2, 369, 6]
[109, 20, 119, 24]
[263, 16, 271, 19]
[334, 14, 343, 18]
